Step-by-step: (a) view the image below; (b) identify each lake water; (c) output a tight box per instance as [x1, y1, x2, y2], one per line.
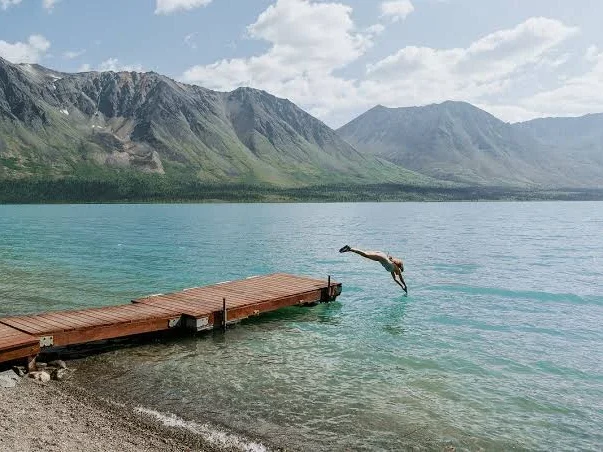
[1, 202, 602, 450]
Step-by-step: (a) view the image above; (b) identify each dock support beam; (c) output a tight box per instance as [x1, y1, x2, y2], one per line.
[222, 298, 227, 332]
[26, 355, 37, 373]
[321, 275, 338, 302]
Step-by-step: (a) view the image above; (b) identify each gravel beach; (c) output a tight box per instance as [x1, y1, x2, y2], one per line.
[0, 377, 223, 452]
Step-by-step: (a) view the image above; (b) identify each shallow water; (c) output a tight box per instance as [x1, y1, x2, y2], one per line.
[1, 202, 602, 450]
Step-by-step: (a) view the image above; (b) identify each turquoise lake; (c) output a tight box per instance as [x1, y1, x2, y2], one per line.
[1, 202, 602, 450]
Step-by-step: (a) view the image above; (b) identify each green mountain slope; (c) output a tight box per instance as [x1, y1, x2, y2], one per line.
[0, 57, 431, 187]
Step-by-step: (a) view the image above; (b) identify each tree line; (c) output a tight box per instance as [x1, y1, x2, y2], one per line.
[1, 174, 602, 203]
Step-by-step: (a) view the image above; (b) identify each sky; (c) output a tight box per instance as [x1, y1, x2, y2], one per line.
[1, 0, 602, 128]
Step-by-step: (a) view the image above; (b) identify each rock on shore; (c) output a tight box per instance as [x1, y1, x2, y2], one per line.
[0, 370, 20, 388]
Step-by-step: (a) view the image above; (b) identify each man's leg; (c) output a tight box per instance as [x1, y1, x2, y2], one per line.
[350, 248, 388, 264]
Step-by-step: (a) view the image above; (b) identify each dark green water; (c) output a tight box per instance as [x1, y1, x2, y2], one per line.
[1, 202, 601, 450]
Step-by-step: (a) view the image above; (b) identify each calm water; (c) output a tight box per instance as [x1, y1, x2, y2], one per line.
[1, 202, 602, 450]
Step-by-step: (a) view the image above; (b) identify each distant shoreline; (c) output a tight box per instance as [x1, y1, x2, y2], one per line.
[1, 178, 602, 204]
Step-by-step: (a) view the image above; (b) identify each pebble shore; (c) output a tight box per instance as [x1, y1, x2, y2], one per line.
[0, 374, 224, 452]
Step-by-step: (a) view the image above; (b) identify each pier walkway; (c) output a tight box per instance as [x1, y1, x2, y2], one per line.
[0, 273, 341, 366]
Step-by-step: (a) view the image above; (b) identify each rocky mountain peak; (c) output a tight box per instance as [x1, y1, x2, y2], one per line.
[0, 58, 417, 185]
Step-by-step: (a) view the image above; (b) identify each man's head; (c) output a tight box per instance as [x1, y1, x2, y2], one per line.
[390, 256, 403, 270]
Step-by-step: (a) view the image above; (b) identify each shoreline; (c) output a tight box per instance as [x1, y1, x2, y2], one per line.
[2, 178, 603, 204]
[0, 377, 265, 452]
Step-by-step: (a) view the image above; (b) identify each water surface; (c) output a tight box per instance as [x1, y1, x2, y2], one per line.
[1, 202, 602, 450]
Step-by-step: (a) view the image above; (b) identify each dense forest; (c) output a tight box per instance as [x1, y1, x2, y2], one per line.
[1, 174, 602, 203]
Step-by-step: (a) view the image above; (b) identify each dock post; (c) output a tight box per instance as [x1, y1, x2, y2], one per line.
[327, 275, 331, 299]
[26, 355, 37, 373]
[222, 298, 227, 332]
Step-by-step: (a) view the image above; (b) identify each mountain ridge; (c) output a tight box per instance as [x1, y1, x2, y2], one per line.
[2, 56, 601, 192]
[0, 57, 431, 187]
[338, 101, 603, 187]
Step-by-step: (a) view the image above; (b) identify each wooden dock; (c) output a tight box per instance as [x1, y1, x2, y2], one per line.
[0, 273, 341, 366]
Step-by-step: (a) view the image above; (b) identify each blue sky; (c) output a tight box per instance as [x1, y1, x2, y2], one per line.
[1, 0, 602, 127]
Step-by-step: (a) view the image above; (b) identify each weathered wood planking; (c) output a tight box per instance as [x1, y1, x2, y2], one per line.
[133, 273, 341, 330]
[0, 322, 40, 363]
[0, 303, 182, 348]
[0, 274, 341, 364]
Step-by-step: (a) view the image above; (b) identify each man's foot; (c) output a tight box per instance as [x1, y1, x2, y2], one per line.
[339, 245, 351, 253]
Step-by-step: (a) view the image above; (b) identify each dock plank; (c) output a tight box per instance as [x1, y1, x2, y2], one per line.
[0, 323, 40, 363]
[1, 316, 58, 334]
[136, 273, 340, 320]
[135, 274, 338, 311]
[0, 273, 341, 364]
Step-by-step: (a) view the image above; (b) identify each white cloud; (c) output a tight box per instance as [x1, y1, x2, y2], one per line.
[473, 103, 540, 124]
[42, 0, 59, 11]
[358, 17, 579, 122]
[97, 58, 143, 72]
[585, 45, 600, 62]
[247, 0, 371, 69]
[75, 59, 143, 73]
[0, 35, 51, 63]
[181, 4, 589, 127]
[365, 23, 385, 36]
[518, 47, 603, 119]
[0, 0, 21, 10]
[63, 49, 85, 60]
[182, 0, 372, 118]
[380, 0, 414, 23]
[155, 0, 211, 14]
[367, 18, 577, 82]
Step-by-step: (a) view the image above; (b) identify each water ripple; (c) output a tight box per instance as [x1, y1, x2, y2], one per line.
[1, 202, 602, 450]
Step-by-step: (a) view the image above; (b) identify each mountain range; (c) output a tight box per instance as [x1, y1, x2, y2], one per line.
[0, 57, 426, 187]
[337, 102, 603, 187]
[1, 56, 602, 193]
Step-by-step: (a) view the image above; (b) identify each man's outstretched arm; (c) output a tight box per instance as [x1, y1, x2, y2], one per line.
[391, 272, 407, 293]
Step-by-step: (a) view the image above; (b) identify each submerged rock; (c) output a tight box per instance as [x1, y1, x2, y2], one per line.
[0, 370, 21, 388]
